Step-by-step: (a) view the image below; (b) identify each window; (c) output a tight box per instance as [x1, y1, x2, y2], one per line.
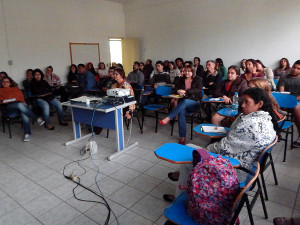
[109, 38, 122, 65]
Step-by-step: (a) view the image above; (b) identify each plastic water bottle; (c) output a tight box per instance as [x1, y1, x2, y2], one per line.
[232, 92, 239, 110]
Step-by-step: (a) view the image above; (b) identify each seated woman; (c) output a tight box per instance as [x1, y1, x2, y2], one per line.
[168, 61, 180, 83]
[159, 65, 203, 145]
[0, 77, 44, 141]
[249, 78, 285, 120]
[66, 64, 83, 98]
[241, 59, 264, 85]
[97, 62, 109, 80]
[30, 69, 68, 130]
[274, 58, 291, 79]
[215, 58, 227, 80]
[111, 68, 135, 119]
[256, 59, 276, 90]
[211, 65, 248, 125]
[240, 59, 247, 74]
[164, 88, 278, 203]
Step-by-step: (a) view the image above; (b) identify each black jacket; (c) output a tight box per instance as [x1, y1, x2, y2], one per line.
[174, 76, 203, 101]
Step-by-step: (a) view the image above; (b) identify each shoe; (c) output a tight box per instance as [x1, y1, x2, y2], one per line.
[159, 120, 168, 126]
[59, 121, 68, 126]
[179, 139, 186, 145]
[168, 172, 179, 181]
[164, 220, 176, 225]
[163, 194, 175, 202]
[293, 141, 300, 148]
[47, 126, 55, 130]
[37, 118, 45, 126]
[23, 134, 31, 142]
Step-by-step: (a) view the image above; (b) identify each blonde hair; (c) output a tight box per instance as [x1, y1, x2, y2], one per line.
[249, 78, 279, 109]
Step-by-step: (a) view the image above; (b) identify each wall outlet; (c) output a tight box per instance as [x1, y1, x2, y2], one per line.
[8, 60, 13, 65]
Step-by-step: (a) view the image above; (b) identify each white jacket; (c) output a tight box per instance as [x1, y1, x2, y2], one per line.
[207, 110, 276, 170]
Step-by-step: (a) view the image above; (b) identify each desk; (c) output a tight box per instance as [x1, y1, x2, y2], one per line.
[62, 100, 137, 160]
[202, 97, 225, 103]
[193, 123, 229, 139]
[217, 108, 238, 117]
[154, 143, 240, 167]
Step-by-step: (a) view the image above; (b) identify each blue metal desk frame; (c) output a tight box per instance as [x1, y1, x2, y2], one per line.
[62, 101, 137, 160]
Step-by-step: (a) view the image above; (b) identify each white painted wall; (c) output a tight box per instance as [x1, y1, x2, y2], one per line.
[124, 0, 300, 69]
[0, 0, 125, 85]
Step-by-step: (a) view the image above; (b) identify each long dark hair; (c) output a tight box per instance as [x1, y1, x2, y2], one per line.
[69, 64, 78, 74]
[242, 87, 279, 133]
[32, 68, 45, 80]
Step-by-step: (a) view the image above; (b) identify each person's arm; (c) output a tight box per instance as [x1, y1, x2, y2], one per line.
[138, 71, 144, 86]
[149, 70, 155, 79]
[277, 76, 285, 92]
[186, 77, 202, 95]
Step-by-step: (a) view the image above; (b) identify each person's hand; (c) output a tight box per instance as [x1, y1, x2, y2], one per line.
[209, 82, 214, 86]
[177, 89, 186, 97]
[125, 111, 132, 120]
[223, 96, 232, 104]
[154, 84, 158, 89]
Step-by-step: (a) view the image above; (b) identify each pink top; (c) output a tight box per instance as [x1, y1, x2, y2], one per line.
[185, 79, 192, 90]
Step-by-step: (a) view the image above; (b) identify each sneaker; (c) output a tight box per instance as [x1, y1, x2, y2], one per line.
[293, 141, 300, 148]
[37, 118, 45, 126]
[23, 134, 31, 142]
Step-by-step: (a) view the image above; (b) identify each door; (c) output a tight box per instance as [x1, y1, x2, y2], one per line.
[121, 38, 140, 76]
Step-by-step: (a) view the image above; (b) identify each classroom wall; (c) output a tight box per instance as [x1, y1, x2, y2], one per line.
[124, 0, 300, 69]
[0, 0, 125, 85]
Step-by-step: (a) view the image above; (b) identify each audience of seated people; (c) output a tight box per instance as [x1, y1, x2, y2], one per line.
[126, 61, 145, 86]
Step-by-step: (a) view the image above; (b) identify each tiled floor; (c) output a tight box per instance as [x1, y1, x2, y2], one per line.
[0, 115, 299, 225]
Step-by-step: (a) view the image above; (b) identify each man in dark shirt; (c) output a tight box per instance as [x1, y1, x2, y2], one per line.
[203, 60, 222, 96]
[278, 60, 300, 147]
[126, 61, 144, 86]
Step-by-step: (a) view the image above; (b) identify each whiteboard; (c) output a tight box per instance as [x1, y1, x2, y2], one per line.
[69, 43, 100, 66]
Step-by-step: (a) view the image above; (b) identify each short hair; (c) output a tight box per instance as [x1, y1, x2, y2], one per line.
[109, 66, 116, 70]
[33, 68, 45, 80]
[184, 61, 193, 66]
[140, 62, 144, 66]
[114, 67, 125, 79]
[0, 71, 8, 77]
[215, 58, 224, 66]
[78, 64, 85, 68]
[206, 60, 215, 64]
[194, 57, 201, 62]
[47, 66, 53, 70]
[294, 60, 300, 65]
[26, 69, 33, 74]
[134, 61, 140, 66]
[175, 58, 183, 63]
[228, 65, 240, 76]
[117, 63, 123, 68]
[155, 61, 164, 66]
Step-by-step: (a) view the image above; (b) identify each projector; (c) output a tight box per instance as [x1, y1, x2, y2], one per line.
[107, 88, 130, 97]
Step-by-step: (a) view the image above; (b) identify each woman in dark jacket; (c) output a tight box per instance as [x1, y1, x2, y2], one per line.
[212, 65, 248, 125]
[159, 65, 203, 144]
[30, 69, 67, 130]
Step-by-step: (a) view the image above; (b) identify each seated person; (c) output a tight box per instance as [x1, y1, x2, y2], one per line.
[240, 59, 264, 85]
[126, 61, 145, 86]
[274, 58, 291, 79]
[0, 71, 18, 87]
[164, 87, 278, 203]
[77, 64, 98, 92]
[143, 59, 154, 84]
[194, 57, 204, 78]
[256, 59, 276, 90]
[100, 66, 116, 94]
[277, 60, 300, 147]
[168, 61, 180, 83]
[97, 62, 109, 79]
[111, 68, 135, 119]
[212, 65, 248, 125]
[159, 65, 203, 145]
[149, 61, 171, 85]
[86, 62, 97, 76]
[22, 69, 33, 92]
[215, 58, 227, 80]
[45, 66, 69, 102]
[202, 60, 222, 96]
[30, 69, 68, 130]
[66, 64, 83, 98]
[0, 77, 44, 142]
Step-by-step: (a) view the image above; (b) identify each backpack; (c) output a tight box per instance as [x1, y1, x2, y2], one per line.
[186, 149, 240, 225]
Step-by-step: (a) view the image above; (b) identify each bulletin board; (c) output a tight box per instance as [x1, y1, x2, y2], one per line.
[69, 42, 100, 66]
